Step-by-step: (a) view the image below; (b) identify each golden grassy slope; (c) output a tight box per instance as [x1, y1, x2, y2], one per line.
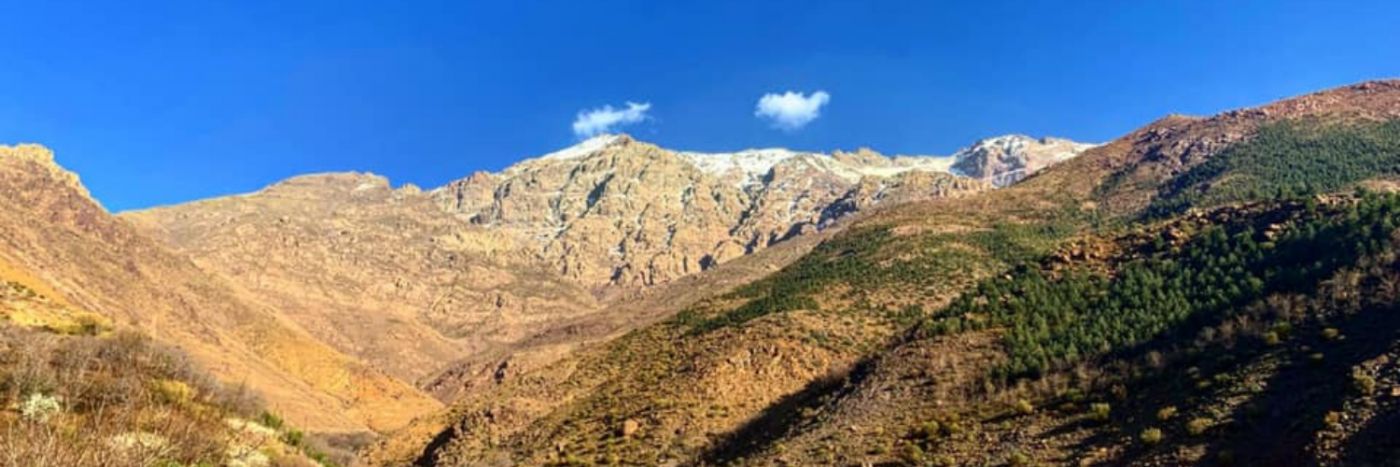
[0, 278, 340, 467]
[0, 144, 440, 435]
[122, 172, 603, 386]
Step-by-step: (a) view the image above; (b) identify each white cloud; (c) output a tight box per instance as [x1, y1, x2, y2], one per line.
[572, 102, 651, 138]
[754, 90, 830, 131]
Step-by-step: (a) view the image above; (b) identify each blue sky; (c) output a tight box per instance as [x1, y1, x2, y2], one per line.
[2, 1, 1399, 211]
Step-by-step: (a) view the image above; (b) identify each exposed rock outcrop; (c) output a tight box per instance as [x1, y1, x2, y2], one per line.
[433, 134, 1087, 288]
[948, 135, 1098, 187]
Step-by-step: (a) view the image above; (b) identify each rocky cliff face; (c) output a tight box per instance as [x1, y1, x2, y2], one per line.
[949, 135, 1098, 187]
[433, 134, 1085, 289]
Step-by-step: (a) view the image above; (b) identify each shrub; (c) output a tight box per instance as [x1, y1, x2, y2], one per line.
[1187, 418, 1211, 436]
[1324, 411, 1344, 429]
[940, 418, 964, 437]
[1140, 427, 1163, 445]
[1156, 406, 1177, 421]
[228, 446, 271, 467]
[899, 443, 927, 465]
[19, 392, 62, 423]
[105, 431, 170, 457]
[1353, 371, 1377, 395]
[1089, 403, 1111, 422]
[1014, 399, 1035, 415]
[53, 313, 110, 336]
[152, 379, 194, 405]
[282, 428, 305, 448]
[258, 411, 286, 430]
[917, 421, 942, 441]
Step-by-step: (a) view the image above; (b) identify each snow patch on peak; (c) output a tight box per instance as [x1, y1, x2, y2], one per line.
[677, 147, 957, 189]
[537, 134, 626, 162]
[952, 135, 1096, 165]
[951, 135, 1033, 163]
[947, 134, 1099, 186]
[495, 132, 1091, 192]
[678, 148, 810, 185]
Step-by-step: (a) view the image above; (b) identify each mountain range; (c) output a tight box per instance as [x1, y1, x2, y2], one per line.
[120, 133, 1083, 403]
[372, 80, 1400, 466]
[0, 129, 1087, 453]
[5, 80, 1400, 466]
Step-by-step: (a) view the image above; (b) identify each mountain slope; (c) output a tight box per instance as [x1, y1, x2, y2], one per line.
[744, 195, 1400, 466]
[375, 162, 1088, 465]
[391, 80, 1400, 466]
[125, 133, 1077, 408]
[418, 220, 842, 403]
[1049, 80, 1400, 216]
[696, 80, 1400, 465]
[0, 144, 440, 434]
[123, 172, 602, 385]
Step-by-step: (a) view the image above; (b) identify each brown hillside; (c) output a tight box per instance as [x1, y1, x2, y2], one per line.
[123, 172, 601, 384]
[1024, 79, 1400, 215]
[390, 79, 1400, 466]
[0, 144, 440, 434]
[121, 134, 1000, 411]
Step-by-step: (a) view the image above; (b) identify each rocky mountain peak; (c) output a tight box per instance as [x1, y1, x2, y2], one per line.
[529, 133, 633, 163]
[426, 134, 1089, 288]
[259, 171, 395, 199]
[949, 134, 1098, 187]
[1, 143, 58, 164]
[830, 148, 889, 166]
[0, 143, 95, 203]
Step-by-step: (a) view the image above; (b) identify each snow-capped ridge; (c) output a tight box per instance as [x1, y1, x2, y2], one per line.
[947, 134, 1099, 187]
[677, 148, 810, 186]
[535, 134, 630, 162]
[494, 133, 1093, 190]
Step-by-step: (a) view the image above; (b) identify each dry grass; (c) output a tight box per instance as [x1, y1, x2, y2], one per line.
[0, 326, 284, 466]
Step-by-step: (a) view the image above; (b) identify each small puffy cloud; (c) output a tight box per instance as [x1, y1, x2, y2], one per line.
[572, 102, 651, 138]
[754, 90, 830, 131]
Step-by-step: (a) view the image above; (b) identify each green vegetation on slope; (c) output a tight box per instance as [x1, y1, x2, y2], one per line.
[411, 88, 1400, 464]
[674, 214, 1084, 334]
[1148, 120, 1400, 218]
[925, 193, 1400, 379]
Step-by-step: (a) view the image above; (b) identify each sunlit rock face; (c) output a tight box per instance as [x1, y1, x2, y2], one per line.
[432, 134, 1089, 288]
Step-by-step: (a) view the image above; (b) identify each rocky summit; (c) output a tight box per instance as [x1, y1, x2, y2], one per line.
[948, 134, 1099, 187]
[431, 133, 1090, 289]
